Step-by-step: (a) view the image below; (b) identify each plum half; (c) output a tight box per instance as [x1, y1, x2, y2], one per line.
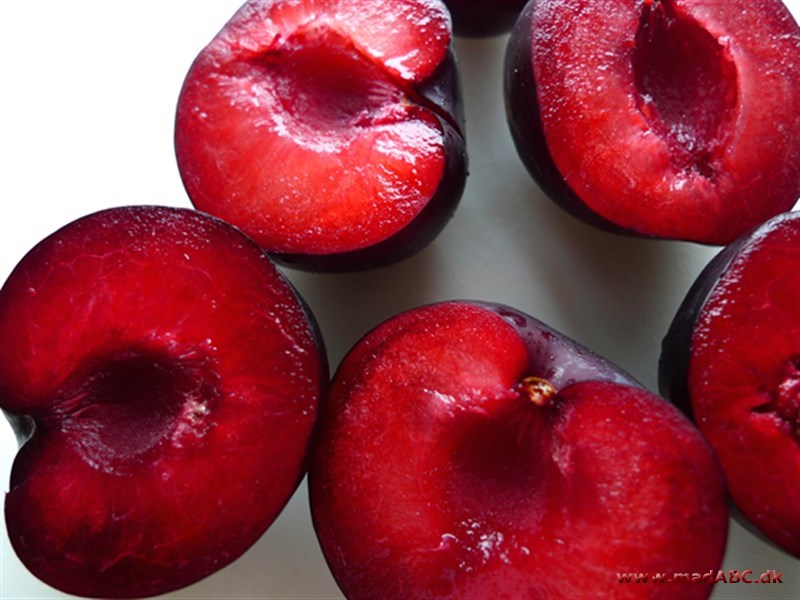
[175, 0, 467, 271]
[0, 206, 328, 597]
[660, 210, 799, 556]
[504, 0, 800, 244]
[310, 301, 728, 599]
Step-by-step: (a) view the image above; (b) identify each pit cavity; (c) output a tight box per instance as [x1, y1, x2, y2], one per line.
[754, 356, 800, 440]
[57, 352, 217, 473]
[633, 0, 738, 177]
[259, 22, 404, 140]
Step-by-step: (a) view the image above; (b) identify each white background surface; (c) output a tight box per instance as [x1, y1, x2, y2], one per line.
[0, 1, 798, 598]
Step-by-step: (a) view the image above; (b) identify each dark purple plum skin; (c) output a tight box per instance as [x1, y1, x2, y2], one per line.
[503, 2, 632, 237]
[478, 301, 642, 390]
[444, 0, 529, 37]
[505, 2, 800, 244]
[658, 210, 799, 554]
[0, 206, 331, 598]
[417, 50, 466, 136]
[274, 127, 465, 272]
[276, 53, 467, 272]
[658, 211, 800, 419]
[181, 20, 468, 274]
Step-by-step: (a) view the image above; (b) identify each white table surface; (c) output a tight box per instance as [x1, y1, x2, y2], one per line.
[1, 1, 798, 598]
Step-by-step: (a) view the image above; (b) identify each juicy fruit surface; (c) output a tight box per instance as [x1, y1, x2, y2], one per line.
[175, 0, 466, 263]
[0, 206, 326, 597]
[310, 301, 728, 599]
[507, 0, 800, 244]
[688, 212, 799, 555]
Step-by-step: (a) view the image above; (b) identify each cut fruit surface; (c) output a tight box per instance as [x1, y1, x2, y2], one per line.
[632, 0, 738, 178]
[222, 0, 453, 82]
[505, 0, 800, 244]
[0, 206, 327, 597]
[176, 0, 466, 270]
[689, 213, 799, 554]
[311, 301, 728, 599]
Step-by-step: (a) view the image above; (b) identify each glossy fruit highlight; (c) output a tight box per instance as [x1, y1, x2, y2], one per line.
[175, 0, 467, 271]
[0, 206, 327, 597]
[311, 300, 728, 599]
[505, 0, 800, 244]
[660, 211, 799, 556]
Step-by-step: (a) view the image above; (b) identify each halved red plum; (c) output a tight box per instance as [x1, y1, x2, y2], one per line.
[175, 0, 467, 271]
[660, 211, 799, 556]
[0, 206, 328, 597]
[311, 301, 728, 599]
[505, 0, 800, 244]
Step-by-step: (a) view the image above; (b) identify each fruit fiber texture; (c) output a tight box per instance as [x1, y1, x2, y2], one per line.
[310, 301, 728, 599]
[505, 0, 800, 244]
[661, 211, 800, 556]
[0, 206, 327, 598]
[175, 0, 467, 271]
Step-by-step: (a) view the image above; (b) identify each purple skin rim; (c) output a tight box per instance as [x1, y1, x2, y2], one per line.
[0, 205, 331, 597]
[274, 120, 467, 272]
[503, 2, 654, 238]
[657, 210, 799, 549]
[658, 211, 800, 419]
[475, 300, 642, 391]
[271, 51, 468, 273]
[0, 204, 330, 445]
